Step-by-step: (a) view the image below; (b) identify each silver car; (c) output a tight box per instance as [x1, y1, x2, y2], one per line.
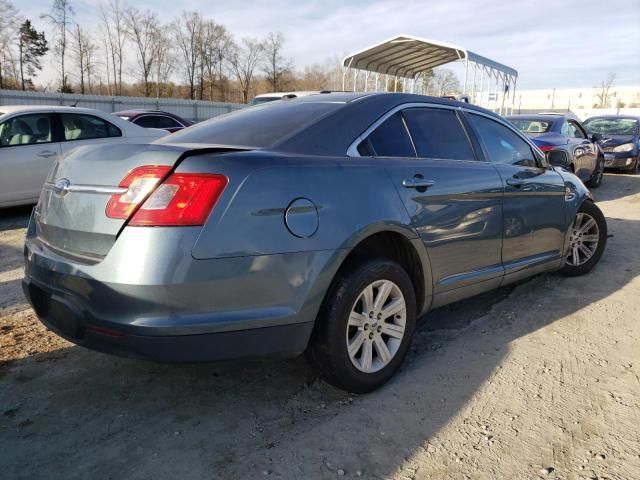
[0, 105, 167, 208]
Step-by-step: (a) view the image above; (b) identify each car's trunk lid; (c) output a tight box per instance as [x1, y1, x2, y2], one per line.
[34, 143, 240, 261]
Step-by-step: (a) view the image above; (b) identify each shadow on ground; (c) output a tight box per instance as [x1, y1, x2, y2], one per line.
[0, 176, 638, 479]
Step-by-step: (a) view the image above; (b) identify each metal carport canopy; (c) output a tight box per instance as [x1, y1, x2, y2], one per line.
[342, 34, 517, 79]
[342, 34, 518, 113]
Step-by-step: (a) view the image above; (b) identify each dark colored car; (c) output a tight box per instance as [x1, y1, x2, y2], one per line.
[114, 110, 194, 133]
[507, 114, 604, 188]
[23, 93, 607, 393]
[583, 115, 640, 172]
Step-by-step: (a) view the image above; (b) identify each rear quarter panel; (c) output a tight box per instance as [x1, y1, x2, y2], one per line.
[181, 153, 417, 258]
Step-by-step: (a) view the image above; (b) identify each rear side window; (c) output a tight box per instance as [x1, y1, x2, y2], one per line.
[135, 115, 182, 129]
[358, 112, 415, 157]
[403, 108, 475, 160]
[61, 113, 121, 141]
[467, 114, 537, 167]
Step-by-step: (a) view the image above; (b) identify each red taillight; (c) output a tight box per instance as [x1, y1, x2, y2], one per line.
[129, 173, 228, 226]
[106, 165, 172, 219]
[538, 145, 554, 152]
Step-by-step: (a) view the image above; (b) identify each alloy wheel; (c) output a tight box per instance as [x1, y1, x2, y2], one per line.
[566, 212, 600, 266]
[346, 279, 406, 373]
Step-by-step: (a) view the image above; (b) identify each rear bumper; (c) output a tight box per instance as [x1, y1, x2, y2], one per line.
[23, 227, 340, 362]
[23, 278, 311, 362]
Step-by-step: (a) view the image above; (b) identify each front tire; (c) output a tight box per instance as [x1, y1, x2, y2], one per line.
[586, 156, 604, 188]
[308, 259, 417, 393]
[561, 200, 607, 277]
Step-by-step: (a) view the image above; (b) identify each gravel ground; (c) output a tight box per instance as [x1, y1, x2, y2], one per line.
[1, 174, 639, 480]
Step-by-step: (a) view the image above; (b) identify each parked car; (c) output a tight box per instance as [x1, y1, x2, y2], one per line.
[507, 113, 604, 188]
[248, 91, 324, 106]
[583, 115, 640, 172]
[23, 93, 607, 393]
[0, 105, 168, 208]
[114, 109, 194, 133]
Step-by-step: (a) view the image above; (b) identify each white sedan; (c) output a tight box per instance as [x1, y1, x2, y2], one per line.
[0, 105, 168, 208]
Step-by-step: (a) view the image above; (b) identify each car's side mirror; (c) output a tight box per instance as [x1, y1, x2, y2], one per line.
[548, 150, 569, 167]
[590, 133, 602, 142]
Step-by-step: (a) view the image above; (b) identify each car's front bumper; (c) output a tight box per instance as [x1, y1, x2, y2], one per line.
[604, 152, 637, 169]
[23, 224, 339, 362]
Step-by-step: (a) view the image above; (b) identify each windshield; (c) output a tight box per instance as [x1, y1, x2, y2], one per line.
[156, 101, 341, 148]
[584, 118, 639, 135]
[509, 118, 552, 134]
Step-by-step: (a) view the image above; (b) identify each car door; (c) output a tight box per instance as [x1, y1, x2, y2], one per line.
[357, 106, 505, 299]
[0, 112, 62, 207]
[58, 112, 123, 155]
[464, 112, 567, 281]
[567, 119, 597, 180]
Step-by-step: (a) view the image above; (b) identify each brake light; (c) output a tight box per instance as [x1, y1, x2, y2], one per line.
[129, 173, 228, 226]
[106, 165, 172, 219]
[538, 145, 554, 152]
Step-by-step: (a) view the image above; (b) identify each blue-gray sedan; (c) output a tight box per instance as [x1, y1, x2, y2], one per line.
[23, 93, 607, 392]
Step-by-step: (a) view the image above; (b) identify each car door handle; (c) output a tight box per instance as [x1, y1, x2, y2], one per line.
[37, 150, 57, 158]
[506, 177, 525, 186]
[402, 178, 435, 189]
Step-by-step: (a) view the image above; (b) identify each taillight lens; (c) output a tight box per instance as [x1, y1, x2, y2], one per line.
[129, 173, 228, 226]
[538, 145, 554, 152]
[106, 165, 172, 219]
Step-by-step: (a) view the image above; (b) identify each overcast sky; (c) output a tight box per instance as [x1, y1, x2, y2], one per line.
[18, 0, 640, 90]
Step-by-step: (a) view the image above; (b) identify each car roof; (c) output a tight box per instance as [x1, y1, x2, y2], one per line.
[0, 104, 114, 116]
[253, 91, 323, 99]
[507, 114, 564, 122]
[114, 109, 179, 116]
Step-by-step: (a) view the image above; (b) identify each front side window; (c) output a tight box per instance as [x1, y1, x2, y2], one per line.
[0, 113, 52, 147]
[467, 114, 538, 167]
[358, 112, 416, 158]
[135, 115, 182, 129]
[403, 108, 474, 160]
[61, 113, 121, 141]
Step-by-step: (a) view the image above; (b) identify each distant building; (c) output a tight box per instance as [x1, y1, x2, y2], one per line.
[513, 86, 640, 112]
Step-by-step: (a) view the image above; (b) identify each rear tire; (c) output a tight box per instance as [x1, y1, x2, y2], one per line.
[586, 156, 604, 188]
[308, 259, 416, 393]
[561, 200, 607, 277]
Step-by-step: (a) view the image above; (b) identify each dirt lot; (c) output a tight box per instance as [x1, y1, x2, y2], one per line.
[1, 173, 639, 480]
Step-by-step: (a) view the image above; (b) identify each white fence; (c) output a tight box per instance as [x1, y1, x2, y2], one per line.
[0, 90, 245, 122]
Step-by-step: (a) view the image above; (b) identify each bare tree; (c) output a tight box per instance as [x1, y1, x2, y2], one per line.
[261, 31, 292, 92]
[199, 21, 232, 101]
[0, 0, 21, 88]
[174, 11, 203, 100]
[151, 27, 174, 98]
[595, 73, 616, 108]
[124, 7, 158, 97]
[71, 25, 96, 94]
[99, 0, 126, 95]
[427, 68, 460, 96]
[41, 0, 75, 92]
[230, 37, 263, 103]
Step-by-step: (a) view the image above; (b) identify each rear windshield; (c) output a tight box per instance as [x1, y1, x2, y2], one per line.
[509, 118, 552, 134]
[157, 101, 340, 148]
[584, 118, 639, 135]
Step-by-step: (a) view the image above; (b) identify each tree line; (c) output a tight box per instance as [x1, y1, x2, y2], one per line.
[0, 0, 463, 103]
[0, 0, 348, 102]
